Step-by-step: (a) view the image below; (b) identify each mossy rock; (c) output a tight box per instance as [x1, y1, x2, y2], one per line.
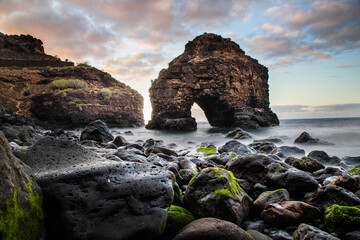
[163, 205, 195, 239]
[285, 156, 324, 173]
[324, 204, 360, 233]
[197, 147, 216, 156]
[0, 179, 44, 240]
[348, 164, 360, 175]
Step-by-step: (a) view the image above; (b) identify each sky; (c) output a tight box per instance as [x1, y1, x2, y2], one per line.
[0, 0, 359, 121]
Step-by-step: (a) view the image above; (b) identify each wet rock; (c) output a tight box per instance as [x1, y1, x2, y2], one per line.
[253, 137, 283, 143]
[341, 156, 360, 170]
[105, 142, 117, 149]
[329, 172, 360, 192]
[219, 140, 256, 156]
[226, 128, 252, 139]
[80, 139, 102, 148]
[307, 150, 341, 166]
[246, 229, 272, 240]
[147, 153, 171, 167]
[22, 137, 175, 240]
[178, 169, 197, 185]
[284, 156, 325, 173]
[114, 148, 148, 163]
[306, 185, 360, 211]
[124, 131, 134, 136]
[271, 146, 305, 159]
[253, 183, 268, 199]
[294, 132, 334, 145]
[261, 201, 321, 228]
[265, 163, 319, 198]
[80, 120, 114, 143]
[143, 138, 163, 148]
[249, 141, 277, 154]
[226, 154, 276, 187]
[345, 231, 360, 240]
[147, 33, 279, 130]
[242, 219, 269, 233]
[349, 164, 360, 175]
[268, 230, 292, 240]
[254, 189, 290, 212]
[0, 131, 44, 239]
[292, 223, 340, 240]
[112, 135, 128, 147]
[179, 159, 198, 171]
[145, 146, 178, 157]
[313, 167, 344, 184]
[184, 168, 252, 225]
[1, 124, 41, 146]
[325, 204, 360, 233]
[162, 205, 195, 239]
[173, 218, 254, 240]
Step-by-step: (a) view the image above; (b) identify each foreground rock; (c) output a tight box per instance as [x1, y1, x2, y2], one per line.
[0, 131, 44, 239]
[173, 218, 253, 240]
[184, 167, 252, 225]
[261, 201, 321, 228]
[293, 223, 340, 240]
[325, 204, 360, 233]
[147, 33, 279, 130]
[80, 120, 114, 143]
[22, 137, 175, 240]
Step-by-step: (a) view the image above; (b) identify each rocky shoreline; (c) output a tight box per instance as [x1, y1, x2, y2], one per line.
[1, 113, 360, 240]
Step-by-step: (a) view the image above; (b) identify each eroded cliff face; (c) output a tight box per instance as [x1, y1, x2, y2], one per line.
[147, 33, 279, 130]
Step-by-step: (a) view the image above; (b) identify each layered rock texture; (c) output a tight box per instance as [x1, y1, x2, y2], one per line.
[147, 33, 279, 130]
[0, 33, 144, 128]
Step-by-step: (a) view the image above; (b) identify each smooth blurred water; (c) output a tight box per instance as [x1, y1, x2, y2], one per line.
[111, 118, 360, 158]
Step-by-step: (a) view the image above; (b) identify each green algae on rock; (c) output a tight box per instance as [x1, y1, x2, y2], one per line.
[325, 204, 360, 233]
[0, 179, 44, 240]
[348, 164, 360, 175]
[285, 156, 324, 173]
[197, 147, 216, 156]
[163, 205, 196, 239]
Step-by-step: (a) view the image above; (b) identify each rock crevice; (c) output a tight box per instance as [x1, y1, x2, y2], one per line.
[147, 33, 279, 130]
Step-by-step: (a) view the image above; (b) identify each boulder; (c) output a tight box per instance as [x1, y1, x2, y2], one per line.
[80, 120, 114, 143]
[173, 218, 254, 240]
[226, 128, 252, 139]
[253, 189, 290, 212]
[147, 33, 279, 130]
[306, 185, 360, 211]
[271, 146, 305, 159]
[184, 168, 252, 225]
[341, 156, 360, 170]
[246, 230, 272, 240]
[145, 146, 178, 157]
[329, 172, 360, 193]
[260, 201, 321, 228]
[265, 163, 319, 198]
[284, 156, 325, 173]
[219, 140, 256, 156]
[313, 167, 344, 184]
[112, 135, 128, 147]
[162, 205, 195, 239]
[1, 125, 41, 146]
[114, 148, 148, 163]
[249, 141, 277, 154]
[22, 137, 175, 240]
[292, 223, 340, 240]
[307, 150, 341, 166]
[294, 132, 334, 145]
[325, 204, 360, 233]
[0, 131, 44, 239]
[345, 231, 360, 240]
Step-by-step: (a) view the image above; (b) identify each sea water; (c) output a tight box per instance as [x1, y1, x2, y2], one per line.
[111, 118, 360, 159]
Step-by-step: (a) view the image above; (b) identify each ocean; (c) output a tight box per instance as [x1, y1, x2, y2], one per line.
[111, 117, 360, 159]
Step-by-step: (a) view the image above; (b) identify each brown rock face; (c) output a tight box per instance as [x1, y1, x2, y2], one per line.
[147, 33, 279, 130]
[0, 66, 144, 128]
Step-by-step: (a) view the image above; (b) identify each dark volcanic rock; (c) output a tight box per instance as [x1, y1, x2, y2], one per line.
[249, 141, 277, 154]
[219, 140, 256, 156]
[313, 167, 344, 184]
[294, 132, 334, 145]
[173, 218, 253, 240]
[146, 33, 279, 130]
[284, 156, 325, 173]
[184, 168, 252, 225]
[306, 185, 360, 211]
[0, 131, 44, 239]
[22, 137, 175, 240]
[271, 145, 305, 159]
[80, 120, 114, 143]
[292, 223, 340, 240]
[307, 150, 341, 166]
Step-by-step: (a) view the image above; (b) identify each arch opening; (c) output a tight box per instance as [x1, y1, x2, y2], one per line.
[193, 95, 235, 127]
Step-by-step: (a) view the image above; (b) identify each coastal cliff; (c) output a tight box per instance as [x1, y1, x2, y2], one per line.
[147, 33, 279, 130]
[0, 33, 144, 128]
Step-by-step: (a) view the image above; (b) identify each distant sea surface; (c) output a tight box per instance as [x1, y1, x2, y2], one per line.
[112, 117, 360, 158]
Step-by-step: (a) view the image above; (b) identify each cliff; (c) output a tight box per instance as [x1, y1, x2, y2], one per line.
[0, 33, 144, 128]
[147, 33, 279, 130]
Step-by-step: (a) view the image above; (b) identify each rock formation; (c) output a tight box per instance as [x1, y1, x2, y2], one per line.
[0, 33, 144, 128]
[147, 33, 279, 130]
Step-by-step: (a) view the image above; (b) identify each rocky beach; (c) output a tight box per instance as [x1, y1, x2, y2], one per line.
[1, 32, 360, 240]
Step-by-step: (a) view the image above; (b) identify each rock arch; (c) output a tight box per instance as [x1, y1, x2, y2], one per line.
[146, 33, 279, 130]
